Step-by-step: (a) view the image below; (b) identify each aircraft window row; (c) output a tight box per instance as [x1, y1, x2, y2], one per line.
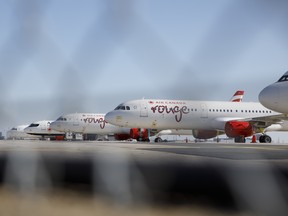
[208, 109, 272, 113]
[190, 108, 197, 111]
[114, 106, 131, 110]
[278, 75, 288, 82]
[209, 109, 233, 113]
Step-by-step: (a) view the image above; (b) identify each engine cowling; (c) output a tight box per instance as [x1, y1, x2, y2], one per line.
[130, 128, 149, 141]
[225, 121, 253, 138]
[192, 129, 218, 139]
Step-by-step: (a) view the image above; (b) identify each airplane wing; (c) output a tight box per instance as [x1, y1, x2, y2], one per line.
[246, 114, 288, 127]
[212, 114, 288, 131]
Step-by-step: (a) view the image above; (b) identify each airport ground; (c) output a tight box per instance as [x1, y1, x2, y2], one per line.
[0, 140, 288, 216]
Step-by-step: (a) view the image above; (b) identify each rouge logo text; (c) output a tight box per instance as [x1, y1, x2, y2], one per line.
[150, 105, 189, 122]
[83, 117, 107, 129]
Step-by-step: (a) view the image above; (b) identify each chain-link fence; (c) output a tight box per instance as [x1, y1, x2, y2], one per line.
[0, 140, 288, 215]
[1, 0, 288, 133]
[1, 1, 288, 215]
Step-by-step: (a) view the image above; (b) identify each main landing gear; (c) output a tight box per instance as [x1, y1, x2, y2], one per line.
[234, 136, 246, 143]
[234, 134, 272, 143]
[154, 137, 163, 142]
[259, 134, 272, 143]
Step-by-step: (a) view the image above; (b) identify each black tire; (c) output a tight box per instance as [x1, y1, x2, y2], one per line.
[234, 136, 246, 143]
[155, 137, 163, 142]
[259, 135, 272, 143]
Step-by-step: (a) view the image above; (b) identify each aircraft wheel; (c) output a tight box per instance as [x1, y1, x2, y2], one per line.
[234, 136, 246, 143]
[155, 137, 163, 142]
[259, 135, 272, 143]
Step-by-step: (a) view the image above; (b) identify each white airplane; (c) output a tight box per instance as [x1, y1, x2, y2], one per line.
[24, 120, 65, 140]
[105, 98, 288, 143]
[49, 91, 245, 142]
[6, 125, 39, 140]
[49, 113, 132, 141]
[259, 71, 288, 113]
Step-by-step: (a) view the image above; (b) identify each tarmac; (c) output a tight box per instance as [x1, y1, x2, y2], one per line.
[1, 139, 288, 216]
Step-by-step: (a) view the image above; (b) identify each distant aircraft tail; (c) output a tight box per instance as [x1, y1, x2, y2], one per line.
[230, 90, 244, 102]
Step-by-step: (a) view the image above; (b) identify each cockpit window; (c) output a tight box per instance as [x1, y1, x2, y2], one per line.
[114, 106, 121, 110]
[278, 75, 288, 82]
[56, 117, 67, 121]
[28, 123, 39, 127]
[114, 105, 130, 110]
[11, 127, 17, 130]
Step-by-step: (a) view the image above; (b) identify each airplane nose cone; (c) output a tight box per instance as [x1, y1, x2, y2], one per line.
[105, 111, 123, 126]
[258, 85, 279, 111]
[104, 112, 115, 124]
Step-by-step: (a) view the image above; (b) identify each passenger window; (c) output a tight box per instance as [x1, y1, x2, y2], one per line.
[126, 106, 130, 110]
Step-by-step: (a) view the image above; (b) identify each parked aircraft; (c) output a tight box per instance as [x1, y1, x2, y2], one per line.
[6, 125, 39, 140]
[24, 120, 65, 140]
[105, 98, 288, 143]
[50, 113, 132, 141]
[49, 91, 245, 142]
[259, 71, 288, 113]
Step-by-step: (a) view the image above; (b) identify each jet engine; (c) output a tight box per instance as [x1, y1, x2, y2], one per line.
[192, 129, 218, 139]
[130, 128, 149, 141]
[225, 121, 253, 142]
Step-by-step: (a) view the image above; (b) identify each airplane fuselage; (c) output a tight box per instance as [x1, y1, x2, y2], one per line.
[50, 113, 130, 135]
[105, 99, 279, 131]
[24, 120, 65, 137]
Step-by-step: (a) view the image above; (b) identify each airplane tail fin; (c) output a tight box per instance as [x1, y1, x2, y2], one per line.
[230, 90, 244, 102]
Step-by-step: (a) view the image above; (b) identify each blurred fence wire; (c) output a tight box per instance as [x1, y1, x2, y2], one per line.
[1, 2, 288, 214]
[0, 141, 288, 215]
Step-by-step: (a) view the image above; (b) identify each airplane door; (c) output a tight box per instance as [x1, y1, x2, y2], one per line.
[73, 116, 79, 126]
[140, 100, 148, 117]
[40, 123, 45, 131]
[201, 103, 208, 118]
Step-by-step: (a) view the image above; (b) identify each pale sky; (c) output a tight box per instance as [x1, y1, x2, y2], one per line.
[1, 0, 288, 141]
